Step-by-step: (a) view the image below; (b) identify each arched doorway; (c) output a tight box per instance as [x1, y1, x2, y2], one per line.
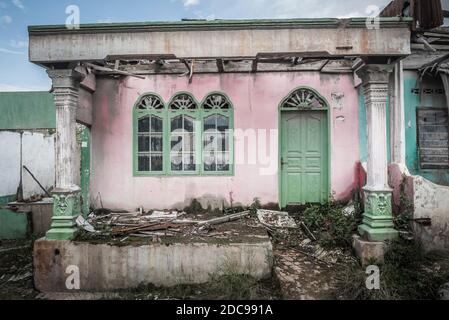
[279, 87, 330, 207]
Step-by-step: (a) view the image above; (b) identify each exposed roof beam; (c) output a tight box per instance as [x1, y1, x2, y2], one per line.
[318, 60, 330, 72]
[83, 62, 145, 79]
[251, 59, 258, 73]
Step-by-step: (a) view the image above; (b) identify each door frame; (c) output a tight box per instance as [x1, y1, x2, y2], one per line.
[278, 86, 331, 208]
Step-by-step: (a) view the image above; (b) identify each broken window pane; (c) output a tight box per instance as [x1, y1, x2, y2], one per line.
[138, 117, 150, 133]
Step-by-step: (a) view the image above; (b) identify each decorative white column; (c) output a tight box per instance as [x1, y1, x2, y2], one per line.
[357, 64, 399, 242]
[46, 69, 85, 240]
[390, 61, 406, 165]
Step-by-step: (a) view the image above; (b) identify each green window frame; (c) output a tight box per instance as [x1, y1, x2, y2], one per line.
[168, 92, 201, 175]
[133, 91, 234, 176]
[201, 92, 234, 176]
[133, 93, 167, 176]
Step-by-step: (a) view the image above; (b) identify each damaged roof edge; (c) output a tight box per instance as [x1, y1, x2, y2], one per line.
[28, 17, 413, 35]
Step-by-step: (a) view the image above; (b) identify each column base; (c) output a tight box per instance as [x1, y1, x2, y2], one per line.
[352, 235, 387, 266]
[358, 188, 399, 242]
[46, 188, 81, 241]
[358, 224, 398, 242]
[46, 228, 78, 241]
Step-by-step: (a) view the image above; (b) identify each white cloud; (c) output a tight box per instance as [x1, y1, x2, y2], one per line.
[217, 0, 390, 19]
[12, 0, 24, 10]
[0, 15, 12, 25]
[183, 0, 200, 8]
[9, 39, 27, 48]
[0, 83, 50, 92]
[0, 47, 24, 54]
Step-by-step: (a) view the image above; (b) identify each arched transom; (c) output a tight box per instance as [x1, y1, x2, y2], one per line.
[169, 93, 198, 110]
[203, 93, 231, 110]
[282, 88, 327, 110]
[136, 94, 165, 110]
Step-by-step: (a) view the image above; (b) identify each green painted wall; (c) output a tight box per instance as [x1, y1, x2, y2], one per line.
[358, 86, 391, 163]
[0, 194, 29, 239]
[80, 127, 91, 216]
[404, 71, 449, 186]
[0, 92, 55, 130]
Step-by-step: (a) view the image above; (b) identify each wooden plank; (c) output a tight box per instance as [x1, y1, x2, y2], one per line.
[420, 155, 449, 163]
[419, 148, 449, 156]
[418, 125, 449, 132]
[420, 163, 449, 169]
[419, 132, 449, 140]
[420, 139, 449, 148]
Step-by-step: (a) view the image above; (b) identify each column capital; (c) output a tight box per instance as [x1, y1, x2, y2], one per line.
[47, 69, 85, 89]
[356, 64, 394, 85]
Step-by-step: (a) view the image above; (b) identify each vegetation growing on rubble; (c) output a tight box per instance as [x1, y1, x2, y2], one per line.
[299, 201, 363, 249]
[336, 238, 449, 300]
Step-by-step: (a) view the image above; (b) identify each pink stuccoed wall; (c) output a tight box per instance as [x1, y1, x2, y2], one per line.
[91, 72, 360, 211]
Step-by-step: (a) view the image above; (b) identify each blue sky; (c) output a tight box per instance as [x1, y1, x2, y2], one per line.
[0, 0, 390, 91]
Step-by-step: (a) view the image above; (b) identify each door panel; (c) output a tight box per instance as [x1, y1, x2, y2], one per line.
[281, 111, 328, 206]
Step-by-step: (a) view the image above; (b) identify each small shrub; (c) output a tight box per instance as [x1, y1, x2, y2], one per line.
[394, 180, 414, 232]
[301, 202, 363, 249]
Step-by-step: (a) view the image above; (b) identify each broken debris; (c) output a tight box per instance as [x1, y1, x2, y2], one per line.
[257, 209, 298, 229]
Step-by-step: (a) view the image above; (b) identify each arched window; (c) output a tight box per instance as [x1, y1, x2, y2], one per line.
[201, 93, 233, 174]
[168, 93, 200, 174]
[134, 94, 166, 173]
[133, 92, 234, 176]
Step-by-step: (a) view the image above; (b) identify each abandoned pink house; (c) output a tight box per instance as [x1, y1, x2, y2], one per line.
[26, 17, 417, 247]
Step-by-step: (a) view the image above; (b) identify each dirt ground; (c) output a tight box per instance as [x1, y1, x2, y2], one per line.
[0, 240, 38, 300]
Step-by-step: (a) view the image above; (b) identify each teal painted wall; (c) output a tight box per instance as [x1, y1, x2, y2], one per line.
[0, 194, 29, 239]
[404, 71, 449, 186]
[358, 86, 391, 163]
[0, 92, 55, 130]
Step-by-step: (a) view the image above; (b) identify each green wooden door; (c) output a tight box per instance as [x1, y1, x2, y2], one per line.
[281, 111, 328, 206]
